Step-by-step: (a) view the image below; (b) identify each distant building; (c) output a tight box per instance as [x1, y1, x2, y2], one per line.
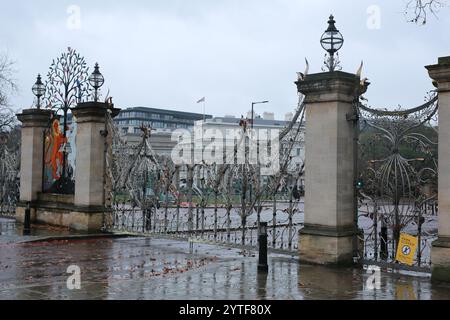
[115, 107, 212, 156]
[177, 112, 305, 186]
[192, 114, 305, 172]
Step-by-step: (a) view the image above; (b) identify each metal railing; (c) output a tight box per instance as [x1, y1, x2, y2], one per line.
[104, 199, 303, 253]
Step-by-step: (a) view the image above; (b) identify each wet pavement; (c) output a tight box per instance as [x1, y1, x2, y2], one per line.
[2, 227, 450, 300]
[0, 218, 86, 244]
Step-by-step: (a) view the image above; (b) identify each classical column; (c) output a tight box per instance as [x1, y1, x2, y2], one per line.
[71, 102, 120, 231]
[426, 56, 450, 282]
[297, 71, 361, 265]
[15, 109, 52, 223]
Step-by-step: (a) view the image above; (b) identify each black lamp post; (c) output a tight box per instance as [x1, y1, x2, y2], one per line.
[249, 100, 269, 205]
[251, 101, 269, 129]
[320, 15, 344, 72]
[88, 63, 105, 102]
[32, 74, 46, 110]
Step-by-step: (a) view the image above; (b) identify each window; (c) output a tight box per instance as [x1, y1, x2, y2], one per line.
[152, 122, 166, 128]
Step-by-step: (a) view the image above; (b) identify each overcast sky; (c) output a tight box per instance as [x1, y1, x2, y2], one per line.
[1, 0, 449, 119]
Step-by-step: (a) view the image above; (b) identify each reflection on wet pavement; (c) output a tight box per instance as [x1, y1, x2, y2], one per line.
[0, 218, 84, 244]
[1, 235, 450, 300]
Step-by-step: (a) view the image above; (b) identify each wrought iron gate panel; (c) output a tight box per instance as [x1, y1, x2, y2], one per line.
[357, 91, 439, 271]
[0, 133, 20, 219]
[103, 97, 307, 254]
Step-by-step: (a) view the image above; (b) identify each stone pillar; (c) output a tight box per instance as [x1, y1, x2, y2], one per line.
[71, 102, 120, 231]
[15, 109, 52, 223]
[426, 56, 450, 282]
[297, 71, 361, 265]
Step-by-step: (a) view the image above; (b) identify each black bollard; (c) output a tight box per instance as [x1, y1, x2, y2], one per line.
[23, 202, 31, 236]
[144, 208, 152, 232]
[258, 222, 268, 273]
[380, 224, 388, 260]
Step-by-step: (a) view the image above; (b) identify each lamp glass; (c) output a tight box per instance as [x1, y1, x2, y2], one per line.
[32, 75, 46, 97]
[88, 64, 105, 89]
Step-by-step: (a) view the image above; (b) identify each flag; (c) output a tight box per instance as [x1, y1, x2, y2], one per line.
[197, 97, 206, 104]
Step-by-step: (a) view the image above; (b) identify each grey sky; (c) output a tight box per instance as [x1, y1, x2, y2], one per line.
[0, 0, 449, 119]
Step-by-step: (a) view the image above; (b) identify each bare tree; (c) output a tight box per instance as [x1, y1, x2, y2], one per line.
[0, 53, 17, 133]
[405, 0, 446, 24]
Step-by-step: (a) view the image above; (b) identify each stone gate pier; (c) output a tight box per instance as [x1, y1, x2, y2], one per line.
[297, 71, 361, 265]
[15, 109, 53, 224]
[427, 56, 450, 282]
[15, 102, 120, 232]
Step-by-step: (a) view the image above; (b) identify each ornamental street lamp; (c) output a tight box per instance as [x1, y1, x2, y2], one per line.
[320, 15, 344, 72]
[32, 74, 46, 109]
[88, 63, 105, 102]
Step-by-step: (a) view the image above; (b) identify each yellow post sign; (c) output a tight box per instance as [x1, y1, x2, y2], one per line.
[396, 233, 418, 266]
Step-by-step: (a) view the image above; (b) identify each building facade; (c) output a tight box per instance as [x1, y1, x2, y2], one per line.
[115, 107, 212, 156]
[191, 115, 305, 173]
[171, 113, 305, 188]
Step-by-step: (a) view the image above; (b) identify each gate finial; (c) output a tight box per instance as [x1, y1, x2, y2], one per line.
[356, 61, 364, 78]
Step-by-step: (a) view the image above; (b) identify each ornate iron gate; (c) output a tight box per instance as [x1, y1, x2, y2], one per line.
[357, 92, 439, 271]
[41, 48, 92, 195]
[0, 132, 20, 218]
[103, 97, 307, 254]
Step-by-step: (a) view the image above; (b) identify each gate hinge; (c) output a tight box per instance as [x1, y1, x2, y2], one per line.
[100, 129, 109, 137]
[346, 113, 359, 122]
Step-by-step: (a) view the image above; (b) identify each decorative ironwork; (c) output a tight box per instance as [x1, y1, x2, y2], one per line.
[42, 48, 92, 194]
[45, 47, 91, 110]
[0, 131, 19, 218]
[103, 88, 307, 253]
[357, 91, 439, 270]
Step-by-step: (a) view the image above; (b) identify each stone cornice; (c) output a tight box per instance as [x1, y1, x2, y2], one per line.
[433, 237, 450, 248]
[426, 56, 450, 92]
[16, 109, 52, 128]
[299, 223, 358, 237]
[72, 102, 121, 123]
[296, 71, 360, 104]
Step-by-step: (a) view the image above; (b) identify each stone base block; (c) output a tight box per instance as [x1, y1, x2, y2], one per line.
[15, 195, 104, 232]
[431, 237, 450, 283]
[299, 225, 355, 266]
[16, 206, 103, 232]
[36, 209, 103, 232]
[15, 205, 37, 224]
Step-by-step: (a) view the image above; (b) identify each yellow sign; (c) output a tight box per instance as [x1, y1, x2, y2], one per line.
[395, 233, 418, 266]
